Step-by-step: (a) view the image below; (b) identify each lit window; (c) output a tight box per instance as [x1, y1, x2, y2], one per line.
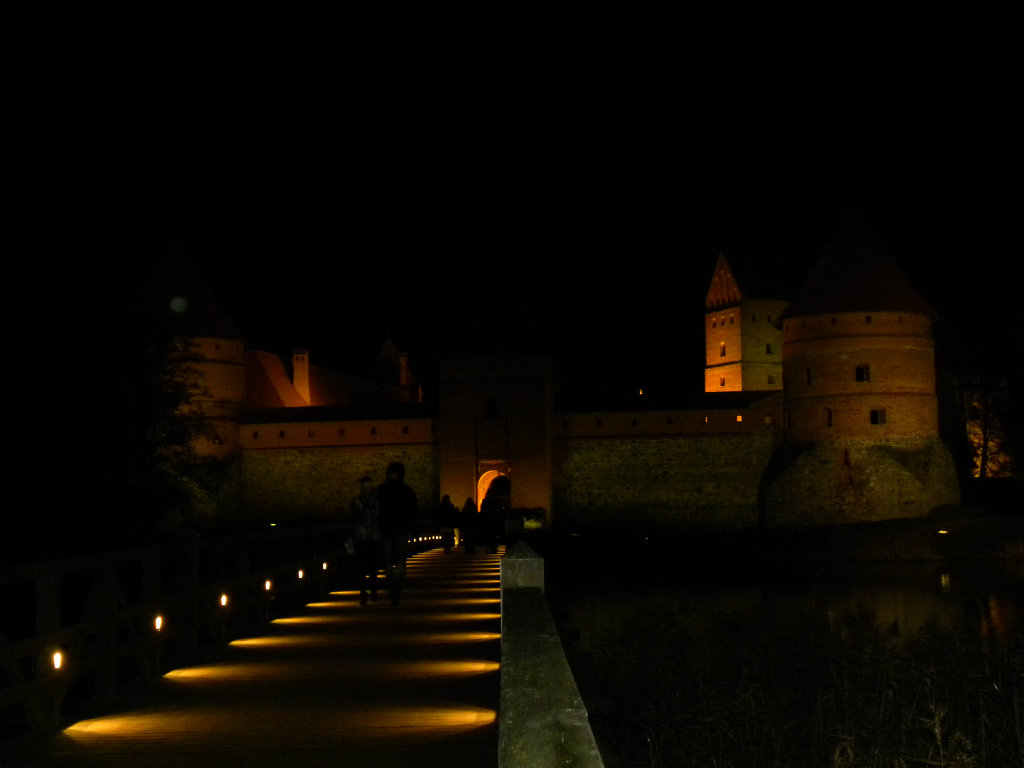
[736, 415, 743, 422]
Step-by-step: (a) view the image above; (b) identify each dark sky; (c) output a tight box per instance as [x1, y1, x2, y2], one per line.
[16, 7, 1023, 400]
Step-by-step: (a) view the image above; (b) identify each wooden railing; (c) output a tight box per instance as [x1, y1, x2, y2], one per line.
[1, 524, 351, 736]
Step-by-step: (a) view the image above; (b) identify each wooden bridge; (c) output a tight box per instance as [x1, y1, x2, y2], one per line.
[2, 546, 502, 768]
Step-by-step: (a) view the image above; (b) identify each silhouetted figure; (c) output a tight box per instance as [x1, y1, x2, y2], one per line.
[437, 494, 458, 553]
[349, 476, 382, 605]
[377, 461, 419, 604]
[459, 497, 478, 554]
[479, 483, 509, 554]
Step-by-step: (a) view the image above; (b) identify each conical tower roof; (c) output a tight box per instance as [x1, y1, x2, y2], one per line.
[140, 247, 245, 340]
[782, 212, 934, 319]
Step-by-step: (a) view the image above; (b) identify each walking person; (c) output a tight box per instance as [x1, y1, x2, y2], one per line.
[459, 497, 478, 554]
[377, 461, 419, 604]
[437, 494, 458, 553]
[349, 475, 382, 606]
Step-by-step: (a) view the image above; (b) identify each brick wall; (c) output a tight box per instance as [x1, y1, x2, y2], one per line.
[238, 443, 440, 523]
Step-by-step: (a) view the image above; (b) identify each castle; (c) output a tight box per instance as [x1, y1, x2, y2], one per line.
[151, 215, 960, 530]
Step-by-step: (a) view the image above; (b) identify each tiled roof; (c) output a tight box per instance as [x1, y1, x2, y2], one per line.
[782, 212, 934, 318]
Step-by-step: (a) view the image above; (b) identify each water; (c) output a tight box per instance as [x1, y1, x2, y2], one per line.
[538, 533, 1024, 767]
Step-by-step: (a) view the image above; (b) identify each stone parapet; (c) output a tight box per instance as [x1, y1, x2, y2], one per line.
[500, 543, 605, 768]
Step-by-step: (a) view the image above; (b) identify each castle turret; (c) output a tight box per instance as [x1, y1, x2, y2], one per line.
[704, 251, 787, 392]
[143, 249, 247, 459]
[766, 215, 959, 524]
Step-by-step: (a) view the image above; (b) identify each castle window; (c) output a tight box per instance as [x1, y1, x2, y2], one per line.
[865, 315, 873, 323]
[370, 427, 377, 436]
[402, 426, 409, 435]
[831, 316, 837, 325]
[307, 429, 315, 438]
[870, 408, 887, 425]
[278, 430, 286, 438]
[805, 367, 812, 385]
[729, 315, 734, 324]
[719, 376, 726, 387]
[764, 415, 773, 426]
[632, 418, 638, 427]
[856, 365, 871, 382]
[766, 342, 773, 354]
[712, 319, 717, 328]
[666, 417, 673, 425]
[752, 314, 756, 322]
[736, 415, 743, 422]
[720, 342, 726, 357]
[826, 408, 833, 427]
[767, 314, 772, 322]
[252, 430, 259, 439]
[596, 418, 603, 427]
[337, 428, 345, 436]
[767, 374, 775, 385]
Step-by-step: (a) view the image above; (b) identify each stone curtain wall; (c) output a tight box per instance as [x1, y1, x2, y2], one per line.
[553, 431, 780, 530]
[765, 437, 960, 526]
[238, 444, 440, 523]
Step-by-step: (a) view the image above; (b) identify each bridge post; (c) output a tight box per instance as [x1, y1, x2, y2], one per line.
[499, 542, 605, 768]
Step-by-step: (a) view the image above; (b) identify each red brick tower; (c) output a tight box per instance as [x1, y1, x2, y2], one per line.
[766, 215, 960, 524]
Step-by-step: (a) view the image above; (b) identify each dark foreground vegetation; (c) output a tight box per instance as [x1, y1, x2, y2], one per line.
[569, 602, 1022, 767]
[531, 510, 1024, 767]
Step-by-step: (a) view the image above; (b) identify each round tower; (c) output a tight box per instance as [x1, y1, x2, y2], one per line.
[766, 216, 960, 525]
[144, 250, 247, 459]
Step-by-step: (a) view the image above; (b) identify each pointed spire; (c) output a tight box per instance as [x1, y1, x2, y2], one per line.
[705, 250, 745, 309]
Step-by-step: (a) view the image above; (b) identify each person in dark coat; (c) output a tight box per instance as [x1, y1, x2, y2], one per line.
[349, 475, 382, 605]
[377, 461, 419, 604]
[437, 494, 458, 553]
[459, 497, 478, 554]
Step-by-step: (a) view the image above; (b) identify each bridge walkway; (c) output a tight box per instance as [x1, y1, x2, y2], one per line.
[3, 547, 503, 768]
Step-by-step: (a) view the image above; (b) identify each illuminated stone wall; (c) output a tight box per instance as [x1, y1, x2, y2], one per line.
[553, 428, 781, 530]
[237, 443, 440, 523]
[764, 437, 960, 525]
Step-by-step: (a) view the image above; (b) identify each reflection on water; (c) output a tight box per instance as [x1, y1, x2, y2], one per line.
[552, 555, 1024, 650]
[544, 540, 1024, 767]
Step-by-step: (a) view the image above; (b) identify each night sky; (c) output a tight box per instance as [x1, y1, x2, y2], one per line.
[15, 8, 1022, 411]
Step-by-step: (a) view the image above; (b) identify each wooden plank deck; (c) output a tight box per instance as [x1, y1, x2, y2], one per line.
[3, 548, 502, 768]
